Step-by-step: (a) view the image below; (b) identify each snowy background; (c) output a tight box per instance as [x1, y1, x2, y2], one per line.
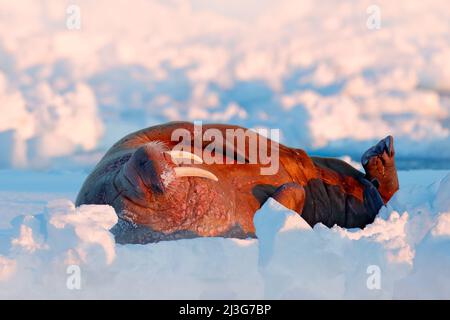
[0, 0, 450, 298]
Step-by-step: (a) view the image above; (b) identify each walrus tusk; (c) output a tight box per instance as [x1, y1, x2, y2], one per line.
[165, 151, 203, 164]
[173, 167, 218, 181]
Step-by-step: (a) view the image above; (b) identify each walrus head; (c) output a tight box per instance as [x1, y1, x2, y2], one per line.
[107, 140, 242, 241]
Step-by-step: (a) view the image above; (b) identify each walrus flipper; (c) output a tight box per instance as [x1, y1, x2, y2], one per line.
[271, 183, 305, 214]
[361, 135, 399, 203]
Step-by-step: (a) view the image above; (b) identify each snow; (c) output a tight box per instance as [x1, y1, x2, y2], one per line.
[0, 169, 449, 299]
[432, 213, 450, 237]
[0, 0, 450, 169]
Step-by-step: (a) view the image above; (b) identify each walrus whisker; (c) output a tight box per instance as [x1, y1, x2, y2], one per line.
[173, 167, 218, 181]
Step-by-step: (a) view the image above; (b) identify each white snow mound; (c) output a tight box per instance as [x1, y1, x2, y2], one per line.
[0, 172, 449, 298]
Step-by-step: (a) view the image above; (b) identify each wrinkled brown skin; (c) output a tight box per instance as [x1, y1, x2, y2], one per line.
[76, 121, 399, 244]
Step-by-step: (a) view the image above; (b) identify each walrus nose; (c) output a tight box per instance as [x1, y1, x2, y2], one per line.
[121, 143, 168, 195]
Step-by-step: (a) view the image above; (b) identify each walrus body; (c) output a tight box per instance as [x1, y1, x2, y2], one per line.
[76, 121, 399, 244]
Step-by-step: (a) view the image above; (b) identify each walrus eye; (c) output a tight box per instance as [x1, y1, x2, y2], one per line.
[164, 151, 203, 164]
[173, 167, 218, 181]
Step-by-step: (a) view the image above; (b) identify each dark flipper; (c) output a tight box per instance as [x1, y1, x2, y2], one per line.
[301, 177, 383, 229]
[271, 182, 306, 214]
[361, 135, 399, 203]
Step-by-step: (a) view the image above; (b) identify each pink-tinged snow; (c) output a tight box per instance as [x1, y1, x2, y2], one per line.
[0, 0, 449, 169]
[0, 169, 449, 299]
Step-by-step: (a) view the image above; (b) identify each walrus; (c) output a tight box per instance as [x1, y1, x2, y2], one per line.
[76, 121, 399, 244]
